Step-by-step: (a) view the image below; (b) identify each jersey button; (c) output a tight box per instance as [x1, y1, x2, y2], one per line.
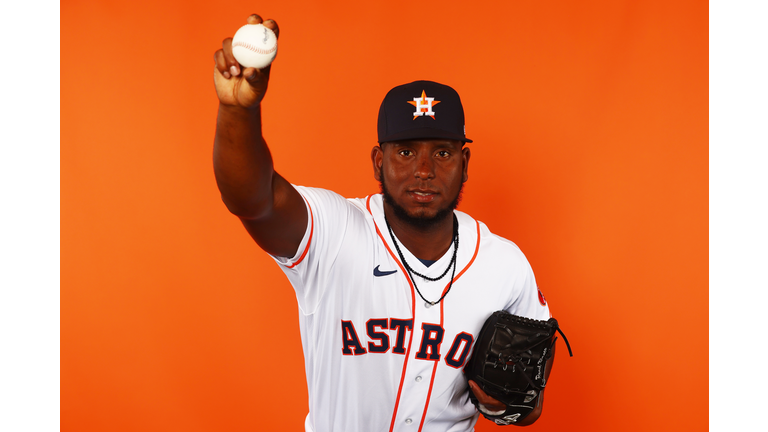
[424, 302, 432, 308]
[415, 376, 422, 382]
[405, 418, 413, 425]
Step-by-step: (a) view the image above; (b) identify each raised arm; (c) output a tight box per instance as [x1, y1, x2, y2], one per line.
[212, 14, 307, 258]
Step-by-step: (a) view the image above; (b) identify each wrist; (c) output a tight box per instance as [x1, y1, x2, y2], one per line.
[218, 102, 261, 114]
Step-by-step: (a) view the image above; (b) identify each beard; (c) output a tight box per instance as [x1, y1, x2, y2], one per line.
[380, 176, 463, 230]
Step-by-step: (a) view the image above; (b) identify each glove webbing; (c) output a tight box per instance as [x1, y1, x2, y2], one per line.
[500, 316, 574, 357]
[485, 323, 573, 393]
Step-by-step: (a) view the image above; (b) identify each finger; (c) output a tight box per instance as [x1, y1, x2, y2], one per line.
[468, 380, 483, 398]
[242, 67, 259, 82]
[243, 65, 270, 85]
[246, 14, 263, 25]
[263, 18, 280, 39]
[468, 380, 504, 408]
[221, 37, 240, 77]
[213, 49, 230, 79]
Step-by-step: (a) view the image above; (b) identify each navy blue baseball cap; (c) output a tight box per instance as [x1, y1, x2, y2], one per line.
[377, 80, 473, 144]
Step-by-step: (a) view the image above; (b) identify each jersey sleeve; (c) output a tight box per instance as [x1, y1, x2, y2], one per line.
[504, 251, 551, 321]
[270, 186, 354, 316]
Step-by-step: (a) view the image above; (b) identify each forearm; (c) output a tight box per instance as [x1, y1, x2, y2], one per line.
[213, 103, 276, 219]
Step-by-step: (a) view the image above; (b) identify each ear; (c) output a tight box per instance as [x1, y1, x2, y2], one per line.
[371, 145, 384, 181]
[461, 146, 471, 183]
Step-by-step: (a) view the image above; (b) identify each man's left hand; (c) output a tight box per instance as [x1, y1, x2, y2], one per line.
[468, 380, 505, 412]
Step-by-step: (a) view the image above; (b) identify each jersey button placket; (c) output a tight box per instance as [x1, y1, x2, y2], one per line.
[399, 282, 440, 430]
[397, 365, 431, 430]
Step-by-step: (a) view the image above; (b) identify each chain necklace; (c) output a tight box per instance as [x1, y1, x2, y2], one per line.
[384, 214, 459, 306]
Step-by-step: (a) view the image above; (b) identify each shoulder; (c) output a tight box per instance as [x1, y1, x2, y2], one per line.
[293, 185, 356, 205]
[293, 186, 370, 215]
[458, 211, 529, 266]
[456, 211, 549, 318]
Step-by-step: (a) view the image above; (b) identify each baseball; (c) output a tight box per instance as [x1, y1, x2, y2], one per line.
[231, 23, 278, 69]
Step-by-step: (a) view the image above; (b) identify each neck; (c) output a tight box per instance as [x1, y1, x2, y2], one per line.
[383, 203, 455, 261]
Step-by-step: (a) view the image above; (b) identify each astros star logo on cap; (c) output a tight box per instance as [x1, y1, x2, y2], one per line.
[407, 90, 440, 120]
[377, 80, 473, 144]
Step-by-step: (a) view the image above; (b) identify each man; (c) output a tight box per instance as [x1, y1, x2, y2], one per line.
[213, 14, 552, 432]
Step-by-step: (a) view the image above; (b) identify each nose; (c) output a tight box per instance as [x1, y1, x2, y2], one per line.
[414, 152, 435, 180]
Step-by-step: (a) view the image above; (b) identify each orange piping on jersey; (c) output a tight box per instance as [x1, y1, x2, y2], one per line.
[365, 195, 417, 432]
[417, 219, 481, 432]
[287, 198, 314, 269]
[446, 219, 481, 284]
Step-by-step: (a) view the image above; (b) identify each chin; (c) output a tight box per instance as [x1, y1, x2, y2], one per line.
[386, 194, 455, 229]
[379, 179, 464, 229]
[407, 205, 441, 220]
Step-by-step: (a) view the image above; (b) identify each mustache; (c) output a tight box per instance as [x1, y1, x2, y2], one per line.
[379, 177, 463, 230]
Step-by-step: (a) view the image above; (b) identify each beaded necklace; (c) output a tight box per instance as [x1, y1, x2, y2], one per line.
[384, 214, 459, 306]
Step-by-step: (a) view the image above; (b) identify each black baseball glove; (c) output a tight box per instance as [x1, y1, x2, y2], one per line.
[464, 311, 572, 425]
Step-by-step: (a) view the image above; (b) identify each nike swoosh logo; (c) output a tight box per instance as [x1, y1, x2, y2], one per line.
[373, 265, 398, 277]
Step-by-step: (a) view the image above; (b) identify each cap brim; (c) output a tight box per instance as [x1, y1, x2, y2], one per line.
[378, 127, 473, 144]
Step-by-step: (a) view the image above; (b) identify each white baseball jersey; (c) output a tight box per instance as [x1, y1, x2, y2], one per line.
[271, 186, 550, 432]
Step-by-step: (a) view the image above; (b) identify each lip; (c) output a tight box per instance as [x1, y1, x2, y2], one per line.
[408, 189, 438, 203]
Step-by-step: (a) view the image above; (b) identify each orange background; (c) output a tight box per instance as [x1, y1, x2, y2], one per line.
[62, 1, 708, 431]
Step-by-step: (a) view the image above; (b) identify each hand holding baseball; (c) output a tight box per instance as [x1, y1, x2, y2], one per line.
[213, 14, 280, 108]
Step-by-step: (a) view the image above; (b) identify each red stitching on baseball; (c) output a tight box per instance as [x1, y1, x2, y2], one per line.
[232, 41, 276, 55]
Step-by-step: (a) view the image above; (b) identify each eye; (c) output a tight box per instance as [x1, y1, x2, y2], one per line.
[437, 150, 451, 158]
[399, 149, 413, 157]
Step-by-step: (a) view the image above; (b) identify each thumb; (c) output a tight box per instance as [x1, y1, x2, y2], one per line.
[243, 65, 271, 86]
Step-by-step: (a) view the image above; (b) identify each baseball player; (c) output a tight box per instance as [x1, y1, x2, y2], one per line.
[213, 14, 553, 431]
